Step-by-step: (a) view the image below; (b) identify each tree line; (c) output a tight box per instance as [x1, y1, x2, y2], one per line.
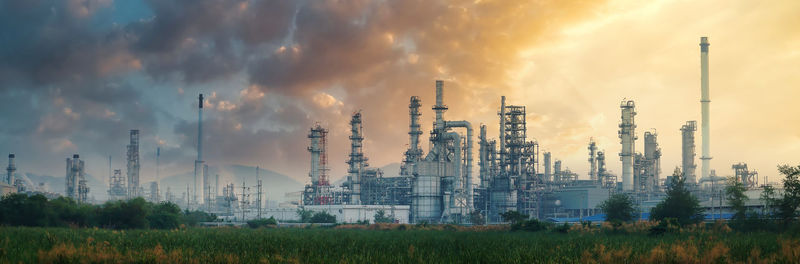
[0, 194, 215, 229]
[599, 164, 800, 232]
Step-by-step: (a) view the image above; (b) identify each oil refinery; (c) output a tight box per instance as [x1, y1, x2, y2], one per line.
[0, 37, 776, 224]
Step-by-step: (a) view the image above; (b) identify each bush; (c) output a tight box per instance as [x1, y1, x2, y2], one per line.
[650, 168, 703, 226]
[148, 202, 182, 229]
[511, 219, 550, 232]
[648, 218, 680, 236]
[182, 210, 216, 227]
[297, 208, 313, 223]
[600, 193, 637, 224]
[247, 217, 278, 228]
[500, 210, 529, 224]
[373, 210, 395, 223]
[553, 223, 570, 234]
[310, 211, 336, 223]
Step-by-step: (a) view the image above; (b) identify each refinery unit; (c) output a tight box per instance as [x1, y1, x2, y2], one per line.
[0, 36, 780, 224]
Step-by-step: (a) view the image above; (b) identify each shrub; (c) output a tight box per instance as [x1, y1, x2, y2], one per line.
[600, 193, 637, 224]
[310, 211, 336, 223]
[511, 219, 550, 232]
[148, 202, 182, 229]
[374, 210, 395, 223]
[247, 217, 278, 228]
[500, 210, 529, 224]
[650, 168, 703, 226]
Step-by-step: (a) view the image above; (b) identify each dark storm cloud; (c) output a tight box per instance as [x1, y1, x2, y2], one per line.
[0, 0, 608, 182]
[132, 0, 295, 83]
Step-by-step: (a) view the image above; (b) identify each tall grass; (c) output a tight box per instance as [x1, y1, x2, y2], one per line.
[0, 225, 797, 263]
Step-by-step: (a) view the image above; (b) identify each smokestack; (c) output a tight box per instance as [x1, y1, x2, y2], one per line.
[433, 80, 447, 131]
[194, 93, 204, 208]
[700, 37, 711, 181]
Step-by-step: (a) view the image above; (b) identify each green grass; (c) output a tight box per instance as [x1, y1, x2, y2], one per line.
[0, 226, 796, 263]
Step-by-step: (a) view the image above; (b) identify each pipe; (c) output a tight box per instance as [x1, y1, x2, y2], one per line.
[445, 120, 473, 211]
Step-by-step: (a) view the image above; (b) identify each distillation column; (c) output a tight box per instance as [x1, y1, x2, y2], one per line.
[700, 37, 712, 181]
[681, 121, 698, 184]
[543, 152, 551, 183]
[588, 139, 597, 183]
[347, 112, 366, 205]
[127, 130, 140, 199]
[6, 154, 15, 186]
[619, 100, 637, 191]
[643, 131, 661, 191]
[403, 96, 423, 176]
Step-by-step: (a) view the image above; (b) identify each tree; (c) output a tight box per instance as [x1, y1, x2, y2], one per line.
[297, 208, 313, 223]
[725, 177, 749, 223]
[373, 210, 395, 223]
[773, 165, 800, 225]
[469, 210, 485, 225]
[650, 168, 703, 226]
[600, 193, 637, 224]
[500, 210, 528, 224]
[761, 185, 777, 216]
[310, 211, 336, 223]
[148, 202, 182, 229]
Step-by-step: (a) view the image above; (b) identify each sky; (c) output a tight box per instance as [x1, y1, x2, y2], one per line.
[0, 0, 798, 192]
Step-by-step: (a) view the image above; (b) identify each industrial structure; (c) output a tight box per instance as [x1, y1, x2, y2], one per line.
[681, 121, 698, 184]
[3, 35, 779, 225]
[108, 169, 127, 200]
[194, 94, 206, 210]
[66, 154, 89, 203]
[303, 124, 334, 205]
[619, 100, 637, 191]
[732, 163, 758, 189]
[700, 37, 712, 182]
[127, 130, 140, 198]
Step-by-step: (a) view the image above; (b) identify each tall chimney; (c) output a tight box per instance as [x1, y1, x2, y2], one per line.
[194, 93, 204, 208]
[700, 37, 711, 181]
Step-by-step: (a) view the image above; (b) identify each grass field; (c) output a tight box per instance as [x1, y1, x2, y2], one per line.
[1, 224, 799, 263]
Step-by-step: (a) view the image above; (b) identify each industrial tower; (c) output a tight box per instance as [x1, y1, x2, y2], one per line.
[700, 37, 712, 181]
[127, 130, 140, 198]
[681, 121, 698, 184]
[619, 100, 637, 191]
[194, 94, 205, 209]
[66, 154, 89, 203]
[347, 112, 366, 205]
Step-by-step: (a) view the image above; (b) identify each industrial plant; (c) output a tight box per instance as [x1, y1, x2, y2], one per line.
[0, 36, 778, 225]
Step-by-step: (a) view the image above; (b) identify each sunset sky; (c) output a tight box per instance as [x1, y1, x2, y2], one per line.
[1, 0, 798, 189]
